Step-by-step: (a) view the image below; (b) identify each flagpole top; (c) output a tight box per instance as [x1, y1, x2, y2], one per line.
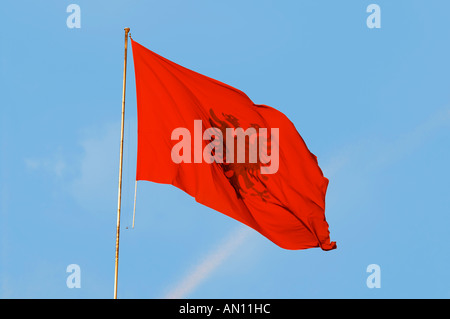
[124, 28, 130, 36]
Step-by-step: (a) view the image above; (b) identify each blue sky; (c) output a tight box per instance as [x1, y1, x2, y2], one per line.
[1, 0, 449, 298]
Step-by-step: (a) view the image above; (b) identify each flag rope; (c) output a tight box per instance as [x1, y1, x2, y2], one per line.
[132, 180, 137, 228]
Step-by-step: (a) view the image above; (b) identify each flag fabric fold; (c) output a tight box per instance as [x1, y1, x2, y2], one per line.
[131, 38, 336, 251]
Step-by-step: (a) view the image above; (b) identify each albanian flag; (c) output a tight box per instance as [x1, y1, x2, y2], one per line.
[131, 39, 336, 251]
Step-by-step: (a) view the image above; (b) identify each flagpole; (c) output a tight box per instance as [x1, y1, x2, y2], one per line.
[114, 27, 130, 300]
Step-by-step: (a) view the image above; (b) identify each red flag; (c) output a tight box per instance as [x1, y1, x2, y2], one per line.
[131, 39, 336, 251]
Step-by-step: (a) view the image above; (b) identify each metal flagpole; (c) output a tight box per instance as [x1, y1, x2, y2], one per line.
[114, 27, 130, 300]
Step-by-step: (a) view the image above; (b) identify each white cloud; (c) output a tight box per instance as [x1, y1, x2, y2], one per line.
[24, 149, 67, 178]
[371, 107, 450, 169]
[70, 122, 120, 212]
[69, 119, 137, 213]
[163, 226, 252, 299]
